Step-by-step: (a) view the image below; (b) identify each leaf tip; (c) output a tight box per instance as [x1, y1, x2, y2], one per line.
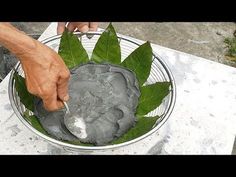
[145, 41, 152, 49]
[106, 22, 115, 32]
[108, 22, 113, 27]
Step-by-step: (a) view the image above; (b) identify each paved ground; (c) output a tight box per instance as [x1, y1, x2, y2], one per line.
[100, 22, 236, 67]
[11, 22, 236, 66]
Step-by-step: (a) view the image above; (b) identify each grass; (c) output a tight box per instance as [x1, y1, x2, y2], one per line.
[224, 30, 236, 62]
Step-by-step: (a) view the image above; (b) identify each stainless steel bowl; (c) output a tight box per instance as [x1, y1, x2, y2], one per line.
[8, 32, 176, 152]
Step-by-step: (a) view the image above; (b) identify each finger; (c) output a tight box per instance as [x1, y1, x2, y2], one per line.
[44, 97, 64, 111]
[57, 70, 70, 102]
[75, 22, 89, 33]
[42, 87, 64, 111]
[57, 22, 66, 34]
[89, 22, 99, 31]
[67, 22, 77, 32]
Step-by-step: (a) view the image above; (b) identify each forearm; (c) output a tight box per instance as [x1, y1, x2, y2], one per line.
[0, 23, 36, 60]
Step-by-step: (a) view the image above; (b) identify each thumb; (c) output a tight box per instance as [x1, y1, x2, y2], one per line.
[57, 71, 70, 101]
[57, 22, 66, 34]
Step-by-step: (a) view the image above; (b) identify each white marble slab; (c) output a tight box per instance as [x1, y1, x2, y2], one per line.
[1, 22, 236, 154]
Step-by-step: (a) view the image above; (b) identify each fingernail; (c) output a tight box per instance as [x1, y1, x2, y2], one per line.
[63, 94, 69, 101]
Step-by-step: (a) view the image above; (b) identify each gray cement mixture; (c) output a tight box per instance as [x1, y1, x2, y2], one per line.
[34, 63, 141, 145]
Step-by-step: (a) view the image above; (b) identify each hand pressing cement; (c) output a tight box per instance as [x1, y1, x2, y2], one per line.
[34, 63, 140, 145]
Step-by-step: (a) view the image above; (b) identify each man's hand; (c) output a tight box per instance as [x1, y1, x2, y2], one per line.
[57, 22, 99, 34]
[0, 23, 70, 111]
[18, 40, 70, 111]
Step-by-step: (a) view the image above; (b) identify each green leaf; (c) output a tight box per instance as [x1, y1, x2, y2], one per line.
[136, 82, 170, 116]
[91, 23, 121, 64]
[23, 110, 48, 135]
[13, 72, 34, 111]
[111, 116, 159, 144]
[58, 28, 89, 69]
[121, 41, 152, 86]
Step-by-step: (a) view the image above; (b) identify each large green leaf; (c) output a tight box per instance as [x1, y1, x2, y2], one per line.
[111, 115, 159, 144]
[13, 72, 34, 111]
[58, 28, 89, 69]
[23, 110, 48, 135]
[91, 23, 121, 64]
[121, 41, 152, 86]
[136, 82, 170, 116]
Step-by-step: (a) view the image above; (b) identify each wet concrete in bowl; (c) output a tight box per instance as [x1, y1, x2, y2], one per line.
[34, 63, 141, 145]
